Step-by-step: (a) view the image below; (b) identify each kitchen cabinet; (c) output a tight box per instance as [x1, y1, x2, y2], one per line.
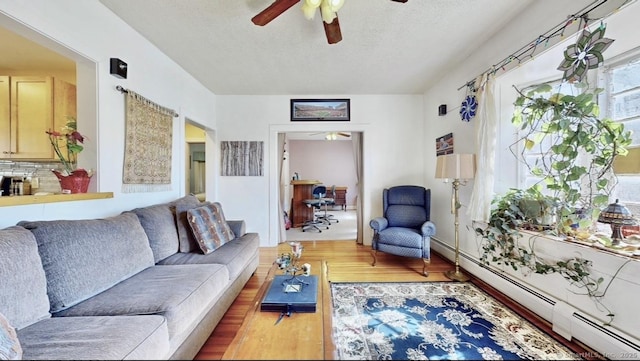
[0, 76, 76, 160]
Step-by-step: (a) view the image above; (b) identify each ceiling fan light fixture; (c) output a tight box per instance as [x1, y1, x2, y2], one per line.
[328, 0, 345, 12]
[320, 1, 337, 23]
[301, 3, 317, 20]
[305, 0, 322, 7]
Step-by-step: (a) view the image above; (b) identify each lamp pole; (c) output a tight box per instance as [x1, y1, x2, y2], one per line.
[445, 178, 470, 282]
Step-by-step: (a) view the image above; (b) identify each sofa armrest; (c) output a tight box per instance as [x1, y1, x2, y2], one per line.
[421, 221, 436, 237]
[227, 220, 246, 237]
[369, 217, 388, 232]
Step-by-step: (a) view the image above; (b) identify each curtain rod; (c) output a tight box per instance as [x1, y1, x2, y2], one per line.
[115, 85, 179, 118]
[458, 0, 633, 91]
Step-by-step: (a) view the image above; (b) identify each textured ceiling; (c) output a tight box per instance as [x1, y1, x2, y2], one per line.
[98, 0, 536, 95]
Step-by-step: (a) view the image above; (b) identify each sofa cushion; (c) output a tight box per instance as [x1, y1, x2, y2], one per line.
[159, 232, 260, 281]
[0, 226, 50, 329]
[168, 193, 201, 209]
[0, 311, 22, 360]
[18, 212, 155, 313]
[187, 202, 235, 254]
[129, 203, 180, 262]
[18, 315, 169, 360]
[174, 202, 203, 253]
[53, 264, 229, 346]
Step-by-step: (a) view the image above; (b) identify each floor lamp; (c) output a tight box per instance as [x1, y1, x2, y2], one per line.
[435, 153, 476, 282]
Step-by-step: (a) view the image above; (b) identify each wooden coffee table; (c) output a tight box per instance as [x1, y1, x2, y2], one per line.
[222, 260, 334, 360]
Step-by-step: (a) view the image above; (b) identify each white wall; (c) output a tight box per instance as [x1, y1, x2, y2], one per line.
[423, 0, 640, 355]
[215, 95, 424, 246]
[0, 0, 215, 227]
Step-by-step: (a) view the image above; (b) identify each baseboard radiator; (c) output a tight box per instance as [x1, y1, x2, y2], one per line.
[431, 237, 640, 359]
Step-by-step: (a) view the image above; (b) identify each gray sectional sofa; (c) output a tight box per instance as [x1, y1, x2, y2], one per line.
[0, 195, 260, 360]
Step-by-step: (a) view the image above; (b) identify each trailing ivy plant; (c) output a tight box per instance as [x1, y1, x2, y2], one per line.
[510, 81, 632, 233]
[475, 80, 633, 325]
[475, 187, 628, 325]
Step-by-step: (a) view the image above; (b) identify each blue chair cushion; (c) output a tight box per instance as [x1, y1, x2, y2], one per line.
[378, 227, 423, 249]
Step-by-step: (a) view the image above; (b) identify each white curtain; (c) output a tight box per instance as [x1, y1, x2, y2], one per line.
[468, 73, 497, 222]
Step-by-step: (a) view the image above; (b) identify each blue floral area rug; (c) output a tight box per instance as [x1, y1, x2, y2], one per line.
[331, 282, 581, 360]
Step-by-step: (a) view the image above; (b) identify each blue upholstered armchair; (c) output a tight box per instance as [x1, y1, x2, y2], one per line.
[369, 185, 436, 276]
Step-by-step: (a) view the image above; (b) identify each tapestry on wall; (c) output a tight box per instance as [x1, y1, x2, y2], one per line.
[122, 89, 177, 192]
[221, 141, 264, 176]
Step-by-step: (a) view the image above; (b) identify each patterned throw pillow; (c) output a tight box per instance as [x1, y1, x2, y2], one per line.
[0, 311, 22, 360]
[186, 202, 236, 254]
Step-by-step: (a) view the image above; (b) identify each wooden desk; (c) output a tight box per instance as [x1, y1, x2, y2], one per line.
[222, 261, 332, 360]
[290, 180, 320, 227]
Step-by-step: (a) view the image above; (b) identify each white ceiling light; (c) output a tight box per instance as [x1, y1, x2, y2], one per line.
[302, 0, 345, 23]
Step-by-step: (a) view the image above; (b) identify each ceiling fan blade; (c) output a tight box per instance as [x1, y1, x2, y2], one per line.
[391, 0, 408, 3]
[323, 15, 342, 44]
[252, 0, 301, 26]
[337, 132, 351, 137]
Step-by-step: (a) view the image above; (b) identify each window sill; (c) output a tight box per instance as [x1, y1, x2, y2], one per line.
[0, 192, 114, 207]
[520, 229, 640, 259]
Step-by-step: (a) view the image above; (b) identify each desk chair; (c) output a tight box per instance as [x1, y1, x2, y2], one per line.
[301, 199, 329, 232]
[302, 188, 329, 232]
[317, 185, 339, 224]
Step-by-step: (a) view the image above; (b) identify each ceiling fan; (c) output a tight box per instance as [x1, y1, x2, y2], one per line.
[310, 131, 351, 140]
[251, 0, 409, 44]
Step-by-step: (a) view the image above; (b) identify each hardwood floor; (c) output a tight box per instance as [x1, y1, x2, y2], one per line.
[194, 240, 600, 360]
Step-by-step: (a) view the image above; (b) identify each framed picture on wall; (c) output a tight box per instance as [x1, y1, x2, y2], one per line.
[290, 99, 350, 121]
[436, 133, 454, 156]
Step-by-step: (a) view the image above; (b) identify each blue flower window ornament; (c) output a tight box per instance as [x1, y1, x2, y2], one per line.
[460, 95, 477, 122]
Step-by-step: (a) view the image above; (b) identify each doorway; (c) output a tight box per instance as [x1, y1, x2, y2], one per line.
[277, 130, 363, 244]
[185, 121, 206, 200]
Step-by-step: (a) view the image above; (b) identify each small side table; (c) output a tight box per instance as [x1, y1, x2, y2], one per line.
[334, 186, 347, 211]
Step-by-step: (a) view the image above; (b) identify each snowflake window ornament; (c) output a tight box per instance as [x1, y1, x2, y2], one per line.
[460, 95, 477, 122]
[557, 25, 614, 82]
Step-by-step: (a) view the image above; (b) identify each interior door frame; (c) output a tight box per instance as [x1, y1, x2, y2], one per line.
[268, 123, 369, 247]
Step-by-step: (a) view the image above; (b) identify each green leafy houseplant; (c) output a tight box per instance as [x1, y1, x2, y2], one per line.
[510, 81, 632, 233]
[475, 80, 632, 324]
[474, 187, 623, 324]
[46, 116, 86, 176]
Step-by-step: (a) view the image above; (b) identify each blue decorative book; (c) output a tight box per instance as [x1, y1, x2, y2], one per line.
[261, 275, 318, 313]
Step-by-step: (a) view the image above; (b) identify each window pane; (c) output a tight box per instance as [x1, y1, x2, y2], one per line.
[611, 89, 640, 120]
[611, 59, 640, 93]
[620, 118, 640, 146]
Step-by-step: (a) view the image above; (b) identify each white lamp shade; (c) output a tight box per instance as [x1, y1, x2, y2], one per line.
[435, 153, 476, 180]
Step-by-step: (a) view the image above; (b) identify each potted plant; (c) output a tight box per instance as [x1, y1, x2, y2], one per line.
[475, 80, 632, 324]
[510, 81, 632, 233]
[46, 116, 92, 193]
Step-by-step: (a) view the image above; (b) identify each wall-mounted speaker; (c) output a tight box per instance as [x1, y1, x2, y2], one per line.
[438, 104, 447, 116]
[110, 58, 128, 79]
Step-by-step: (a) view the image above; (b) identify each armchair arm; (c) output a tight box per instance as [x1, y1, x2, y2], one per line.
[421, 221, 436, 237]
[369, 217, 388, 232]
